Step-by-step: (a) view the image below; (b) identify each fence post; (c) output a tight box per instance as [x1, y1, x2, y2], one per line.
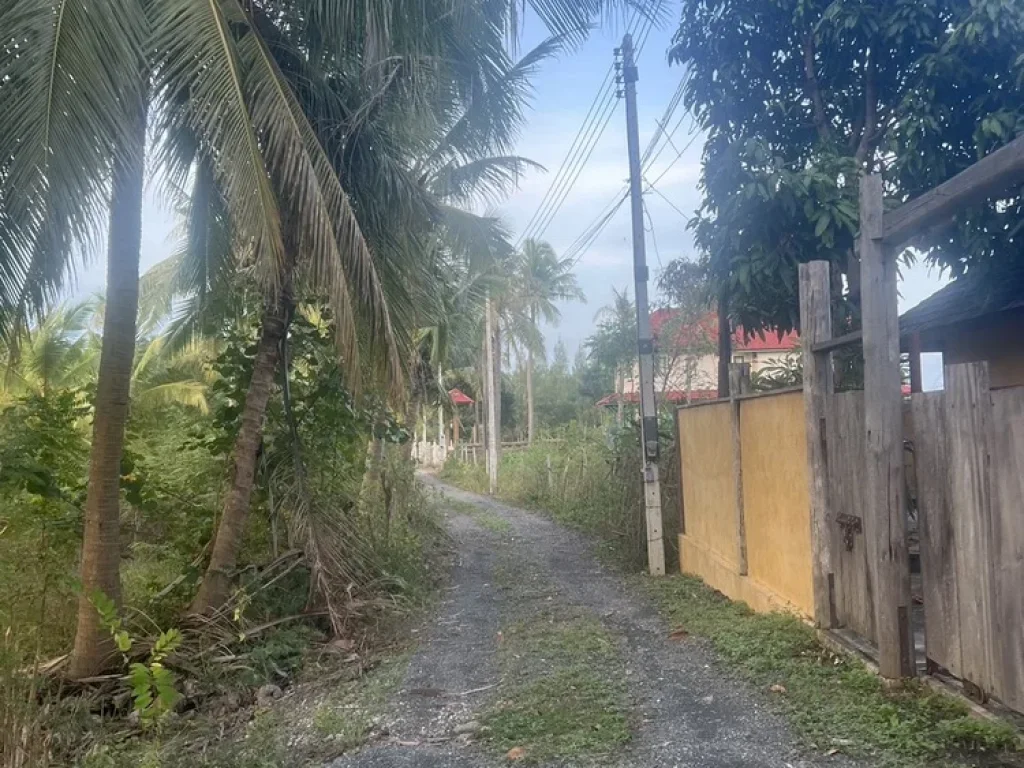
[546, 454, 553, 492]
[861, 173, 914, 680]
[729, 363, 751, 576]
[799, 260, 835, 629]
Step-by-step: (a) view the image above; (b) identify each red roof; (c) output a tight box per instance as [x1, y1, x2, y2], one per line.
[649, 308, 799, 352]
[596, 390, 720, 407]
[448, 388, 474, 406]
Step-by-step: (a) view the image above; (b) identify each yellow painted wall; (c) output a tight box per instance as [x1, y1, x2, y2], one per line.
[740, 392, 815, 615]
[678, 402, 738, 569]
[675, 391, 814, 618]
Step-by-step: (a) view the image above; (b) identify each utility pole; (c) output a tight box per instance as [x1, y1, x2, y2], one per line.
[618, 33, 665, 576]
[484, 289, 499, 495]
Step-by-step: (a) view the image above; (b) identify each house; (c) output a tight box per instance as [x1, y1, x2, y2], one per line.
[900, 265, 1024, 391]
[613, 309, 800, 404]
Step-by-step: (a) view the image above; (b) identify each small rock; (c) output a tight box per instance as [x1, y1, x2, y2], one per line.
[769, 684, 787, 694]
[507, 746, 527, 761]
[257, 683, 283, 706]
[700, 695, 714, 705]
[453, 720, 481, 735]
[126, 710, 141, 727]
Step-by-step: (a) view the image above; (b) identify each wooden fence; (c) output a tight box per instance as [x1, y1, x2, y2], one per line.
[675, 365, 1024, 714]
[912, 364, 1024, 711]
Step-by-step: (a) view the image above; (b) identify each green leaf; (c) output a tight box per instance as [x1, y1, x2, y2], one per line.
[115, 630, 132, 653]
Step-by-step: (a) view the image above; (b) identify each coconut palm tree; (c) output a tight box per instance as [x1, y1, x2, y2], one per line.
[0, 0, 398, 676]
[513, 239, 584, 442]
[0, 0, 661, 673]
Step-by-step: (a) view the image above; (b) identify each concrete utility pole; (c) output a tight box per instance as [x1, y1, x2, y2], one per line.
[619, 34, 665, 576]
[484, 290, 499, 495]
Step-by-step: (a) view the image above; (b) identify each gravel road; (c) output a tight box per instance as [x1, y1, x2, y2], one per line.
[330, 475, 859, 768]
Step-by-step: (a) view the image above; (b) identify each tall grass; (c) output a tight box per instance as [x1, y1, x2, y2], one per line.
[441, 423, 681, 571]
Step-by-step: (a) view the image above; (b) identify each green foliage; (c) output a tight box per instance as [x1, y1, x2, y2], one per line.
[643, 575, 1019, 766]
[93, 590, 184, 727]
[671, 0, 1024, 333]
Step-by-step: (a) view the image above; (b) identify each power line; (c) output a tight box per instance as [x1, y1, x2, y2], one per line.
[516, 8, 659, 246]
[644, 178, 692, 222]
[643, 200, 663, 269]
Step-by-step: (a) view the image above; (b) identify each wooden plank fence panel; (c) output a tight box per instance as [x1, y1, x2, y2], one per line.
[945, 363, 996, 695]
[989, 388, 1024, 711]
[911, 392, 962, 677]
[826, 391, 876, 643]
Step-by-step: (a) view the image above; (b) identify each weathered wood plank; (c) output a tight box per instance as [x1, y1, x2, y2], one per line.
[945, 363, 996, 695]
[800, 261, 834, 628]
[811, 329, 862, 355]
[883, 135, 1024, 250]
[861, 174, 914, 679]
[826, 391, 875, 642]
[911, 392, 962, 677]
[730, 363, 752, 576]
[988, 387, 1024, 711]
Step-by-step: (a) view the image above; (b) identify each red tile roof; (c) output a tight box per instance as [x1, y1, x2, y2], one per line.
[649, 308, 799, 352]
[448, 388, 475, 406]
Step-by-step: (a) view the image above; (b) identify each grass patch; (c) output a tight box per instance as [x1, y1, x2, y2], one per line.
[444, 498, 512, 535]
[310, 652, 410, 751]
[482, 613, 630, 764]
[642, 574, 1020, 767]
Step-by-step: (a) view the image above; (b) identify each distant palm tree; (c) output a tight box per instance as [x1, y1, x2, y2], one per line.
[514, 240, 584, 443]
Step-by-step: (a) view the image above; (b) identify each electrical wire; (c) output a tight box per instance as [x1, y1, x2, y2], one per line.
[516, 7, 659, 245]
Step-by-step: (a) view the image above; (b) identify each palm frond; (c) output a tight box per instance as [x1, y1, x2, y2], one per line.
[0, 0, 147, 337]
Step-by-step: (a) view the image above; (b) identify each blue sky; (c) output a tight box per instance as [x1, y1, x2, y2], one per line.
[74, 4, 949, 388]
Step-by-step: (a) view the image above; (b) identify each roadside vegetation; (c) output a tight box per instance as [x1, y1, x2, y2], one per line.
[642, 575, 1020, 767]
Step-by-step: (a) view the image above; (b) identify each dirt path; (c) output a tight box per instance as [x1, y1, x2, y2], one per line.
[331, 476, 857, 767]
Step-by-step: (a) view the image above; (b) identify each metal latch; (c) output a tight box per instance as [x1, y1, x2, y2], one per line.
[835, 513, 863, 552]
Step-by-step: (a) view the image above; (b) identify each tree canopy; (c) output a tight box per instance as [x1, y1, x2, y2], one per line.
[670, 0, 1024, 334]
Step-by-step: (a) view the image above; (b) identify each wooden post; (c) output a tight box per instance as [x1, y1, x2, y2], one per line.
[861, 174, 914, 679]
[729, 363, 751, 576]
[546, 454, 553, 492]
[800, 260, 835, 629]
[909, 332, 924, 394]
[453, 411, 461, 449]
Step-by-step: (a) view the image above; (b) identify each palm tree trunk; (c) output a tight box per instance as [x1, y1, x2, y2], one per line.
[526, 308, 535, 445]
[190, 299, 286, 614]
[485, 292, 499, 494]
[69, 100, 147, 679]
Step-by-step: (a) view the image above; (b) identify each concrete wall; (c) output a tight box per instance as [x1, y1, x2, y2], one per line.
[677, 391, 814, 617]
[740, 392, 814, 614]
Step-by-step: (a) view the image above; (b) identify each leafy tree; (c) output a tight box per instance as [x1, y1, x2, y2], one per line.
[586, 288, 637, 426]
[669, 0, 1024, 346]
[512, 239, 584, 443]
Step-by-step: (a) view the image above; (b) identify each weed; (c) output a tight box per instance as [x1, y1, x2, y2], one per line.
[482, 613, 630, 763]
[642, 574, 1019, 767]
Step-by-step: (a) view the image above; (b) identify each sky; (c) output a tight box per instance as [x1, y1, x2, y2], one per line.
[74, 3, 950, 390]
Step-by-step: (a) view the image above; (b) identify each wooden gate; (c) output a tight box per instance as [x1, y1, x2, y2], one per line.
[912, 363, 1024, 711]
[825, 391, 876, 643]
